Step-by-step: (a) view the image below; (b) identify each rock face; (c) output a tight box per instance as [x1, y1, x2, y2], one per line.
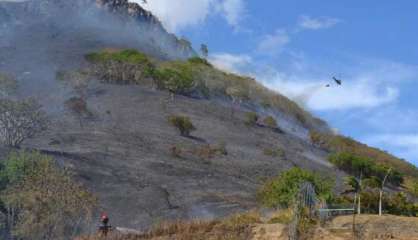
[0, 0, 195, 59]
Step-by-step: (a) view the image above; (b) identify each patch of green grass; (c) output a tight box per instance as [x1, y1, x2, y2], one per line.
[188, 57, 212, 67]
[85, 49, 150, 65]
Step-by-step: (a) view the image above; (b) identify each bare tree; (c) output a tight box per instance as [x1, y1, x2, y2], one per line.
[379, 168, 392, 216]
[0, 99, 48, 147]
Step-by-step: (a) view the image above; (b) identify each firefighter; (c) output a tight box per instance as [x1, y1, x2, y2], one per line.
[99, 213, 112, 237]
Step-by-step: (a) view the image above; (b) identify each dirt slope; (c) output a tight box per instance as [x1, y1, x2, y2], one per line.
[19, 82, 343, 230]
[312, 215, 418, 240]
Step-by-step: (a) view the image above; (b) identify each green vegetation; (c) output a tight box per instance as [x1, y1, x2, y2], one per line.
[411, 180, 418, 197]
[329, 152, 403, 186]
[310, 130, 418, 181]
[244, 112, 259, 126]
[168, 115, 196, 137]
[85, 48, 150, 64]
[85, 49, 155, 84]
[263, 116, 277, 128]
[154, 62, 195, 95]
[0, 151, 96, 240]
[85, 48, 323, 129]
[258, 167, 334, 208]
[188, 57, 212, 67]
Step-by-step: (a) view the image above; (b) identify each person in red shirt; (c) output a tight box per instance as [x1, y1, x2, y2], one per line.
[99, 213, 111, 236]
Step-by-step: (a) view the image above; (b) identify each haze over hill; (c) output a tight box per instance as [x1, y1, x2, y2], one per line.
[0, 0, 417, 237]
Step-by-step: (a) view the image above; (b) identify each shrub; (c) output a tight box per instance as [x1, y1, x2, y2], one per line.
[263, 148, 285, 158]
[0, 151, 97, 240]
[188, 57, 212, 67]
[154, 63, 195, 95]
[258, 167, 334, 208]
[168, 115, 196, 137]
[263, 116, 277, 128]
[0, 99, 48, 147]
[244, 112, 259, 126]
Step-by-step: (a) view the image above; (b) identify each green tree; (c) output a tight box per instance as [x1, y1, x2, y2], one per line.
[258, 167, 334, 208]
[0, 151, 97, 240]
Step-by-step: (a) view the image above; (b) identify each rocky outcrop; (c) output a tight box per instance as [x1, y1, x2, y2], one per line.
[0, 0, 195, 59]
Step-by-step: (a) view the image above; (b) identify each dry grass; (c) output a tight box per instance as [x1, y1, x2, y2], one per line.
[77, 212, 261, 240]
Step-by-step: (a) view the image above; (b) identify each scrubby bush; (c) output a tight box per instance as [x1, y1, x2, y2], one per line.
[154, 63, 195, 95]
[0, 151, 97, 240]
[263, 116, 277, 128]
[258, 167, 334, 208]
[244, 112, 259, 126]
[168, 115, 196, 137]
[85, 49, 155, 84]
[263, 148, 285, 158]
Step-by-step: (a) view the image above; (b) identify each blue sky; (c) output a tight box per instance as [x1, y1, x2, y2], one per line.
[134, 0, 418, 166]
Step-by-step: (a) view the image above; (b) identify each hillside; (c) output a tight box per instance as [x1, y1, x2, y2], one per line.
[0, 0, 417, 236]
